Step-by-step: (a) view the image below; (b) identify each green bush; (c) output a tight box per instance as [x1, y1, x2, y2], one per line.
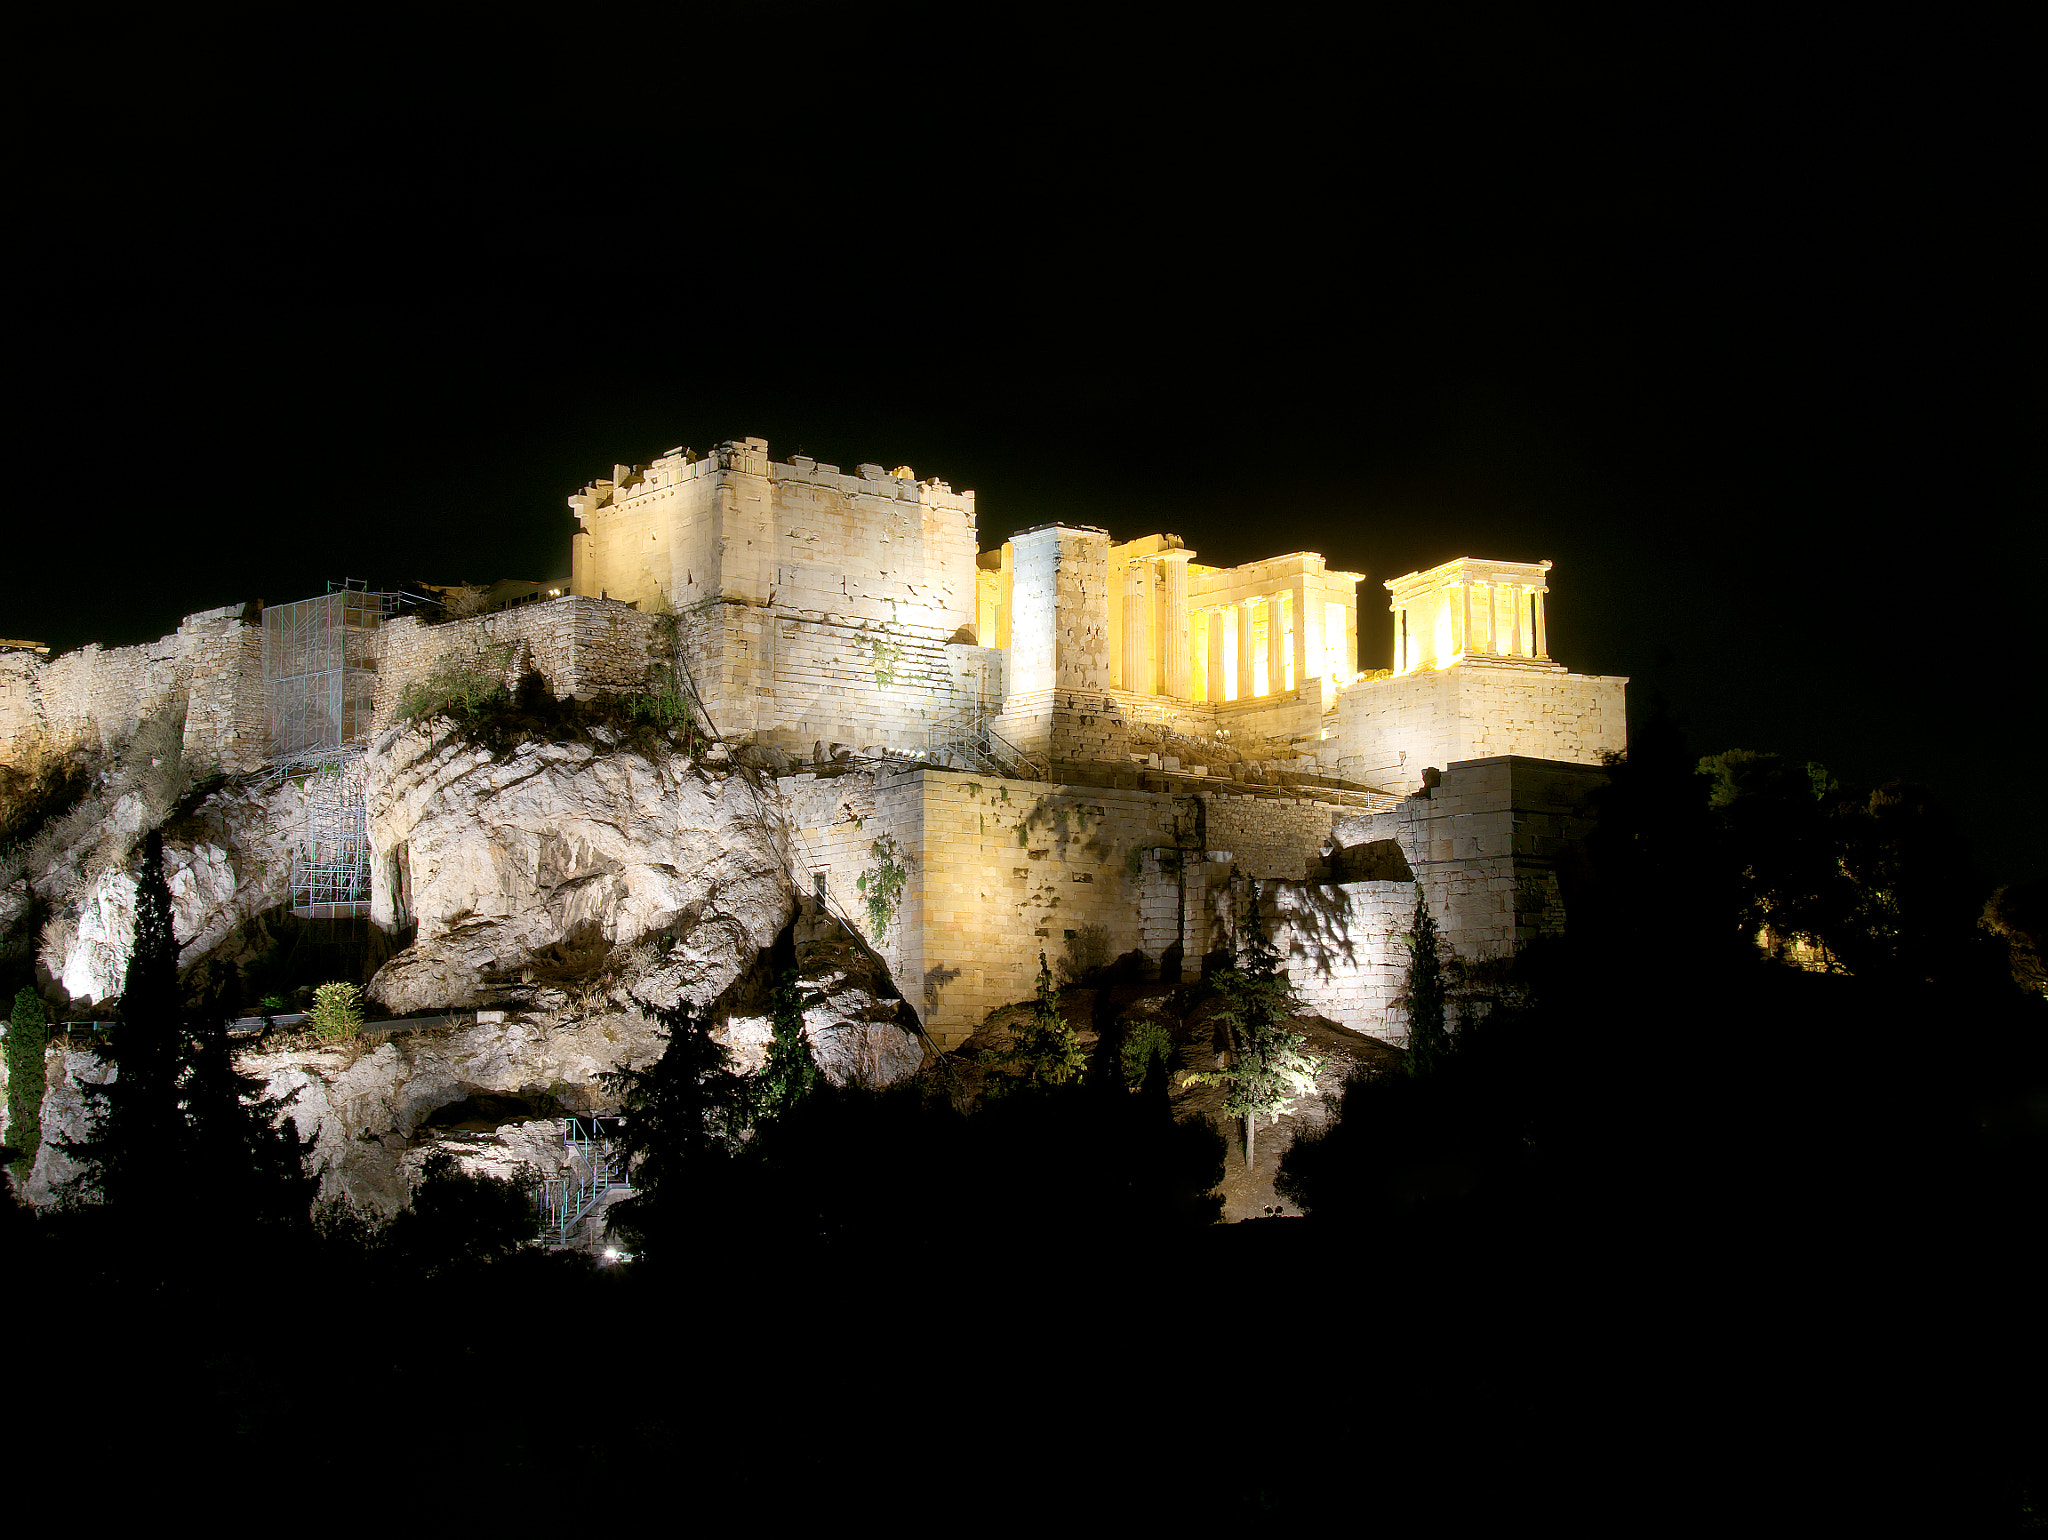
[1121, 1015, 1174, 1090]
[307, 982, 364, 1041]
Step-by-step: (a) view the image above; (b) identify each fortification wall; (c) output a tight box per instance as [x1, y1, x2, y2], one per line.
[368, 596, 662, 735]
[0, 605, 267, 775]
[779, 764, 1414, 1046]
[1207, 875, 1415, 1044]
[572, 441, 979, 642]
[1324, 659, 1626, 792]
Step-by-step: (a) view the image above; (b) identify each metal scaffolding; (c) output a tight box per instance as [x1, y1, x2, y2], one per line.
[262, 747, 373, 919]
[263, 584, 390, 758]
[261, 583, 394, 919]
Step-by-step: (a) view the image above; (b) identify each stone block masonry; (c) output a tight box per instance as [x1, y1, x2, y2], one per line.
[1323, 657, 1625, 793]
[0, 604, 267, 775]
[776, 761, 1433, 1048]
[1332, 755, 1607, 961]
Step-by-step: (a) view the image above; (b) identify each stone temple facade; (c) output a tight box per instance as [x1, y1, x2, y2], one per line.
[1, 436, 1627, 1049]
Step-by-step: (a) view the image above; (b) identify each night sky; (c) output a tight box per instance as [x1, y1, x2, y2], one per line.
[15, 13, 2040, 878]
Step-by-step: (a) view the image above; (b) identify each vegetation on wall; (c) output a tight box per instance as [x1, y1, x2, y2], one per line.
[856, 835, 908, 939]
[395, 642, 515, 730]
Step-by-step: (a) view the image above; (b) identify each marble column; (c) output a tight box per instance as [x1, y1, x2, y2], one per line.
[1162, 552, 1192, 699]
[1206, 609, 1227, 702]
[1457, 581, 1471, 661]
[1236, 596, 1258, 699]
[1534, 588, 1548, 659]
[1290, 575, 1320, 688]
[1123, 563, 1148, 692]
[1266, 592, 1286, 697]
[1394, 606, 1407, 673]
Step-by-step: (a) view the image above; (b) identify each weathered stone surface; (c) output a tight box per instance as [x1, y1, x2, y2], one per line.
[34, 778, 296, 1009]
[364, 726, 793, 1016]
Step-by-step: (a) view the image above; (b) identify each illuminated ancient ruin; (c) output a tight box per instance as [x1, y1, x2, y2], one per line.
[1, 436, 1627, 1049]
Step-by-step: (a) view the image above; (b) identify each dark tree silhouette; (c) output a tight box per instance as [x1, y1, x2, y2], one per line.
[65, 831, 186, 1222]
[601, 992, 748, 1258]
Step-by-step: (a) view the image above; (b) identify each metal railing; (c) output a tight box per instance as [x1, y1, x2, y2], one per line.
[537, 1116, 631, 1247]
[926, 704, 1044, 780]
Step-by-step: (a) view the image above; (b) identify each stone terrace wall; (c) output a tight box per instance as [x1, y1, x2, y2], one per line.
[1204, 794, 1353, 881]
[1324, 659, 1626, 792]
[780, 766, 1388, 1047]
[0, 605, 267, 775]
[1333, 755, 1606, 961]
[369, 596, 661, 735]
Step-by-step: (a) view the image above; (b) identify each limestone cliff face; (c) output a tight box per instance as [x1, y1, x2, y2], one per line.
[24, 779, 297, 1009]
[364, 726, 794, 1017]
[5, 722, 939, 1217]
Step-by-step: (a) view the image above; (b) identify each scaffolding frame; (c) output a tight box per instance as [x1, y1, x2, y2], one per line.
[263, 584, 393, 759]
[261, 747, 373, 919]
[261, 582, 397, 919]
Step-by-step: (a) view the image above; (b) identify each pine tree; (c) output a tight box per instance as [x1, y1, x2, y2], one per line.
[600, 992, 749, 1257]
[985, 953, 1088, 1090]
[1185, 886, 1324, 1168]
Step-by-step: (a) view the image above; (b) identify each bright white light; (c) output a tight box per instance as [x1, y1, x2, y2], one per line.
[604, 1247, 618, 1259]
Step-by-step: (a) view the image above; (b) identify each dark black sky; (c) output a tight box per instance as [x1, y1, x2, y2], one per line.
[14, 10, 2042, 878]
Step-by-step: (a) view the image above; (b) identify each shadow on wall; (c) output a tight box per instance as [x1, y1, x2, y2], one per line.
[1273, 882, 1363, 982]
[923, 960, 962, 1015]
[1060, 924, 1112, 986]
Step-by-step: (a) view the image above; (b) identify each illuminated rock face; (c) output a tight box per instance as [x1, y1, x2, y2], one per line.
[362, 724, 792, 1017]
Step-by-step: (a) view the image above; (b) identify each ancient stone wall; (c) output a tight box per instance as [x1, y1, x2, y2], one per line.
[687, 603, 992, 755]
[1209, 875, 1416, 1043]
[369, 596, 661, 734]
[0, 605, 267, 775]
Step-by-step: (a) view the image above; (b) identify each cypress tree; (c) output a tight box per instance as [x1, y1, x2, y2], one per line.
[6, 987, 47, 1187]
[66, 831, 185, 1221]
[1193, 886, 1323, 1167]
[1402, 893, 1450, 1076]
[601, 993, 748, 1258]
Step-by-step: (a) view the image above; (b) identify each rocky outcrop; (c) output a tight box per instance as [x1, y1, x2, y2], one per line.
[365, 727, 793, 1016]
[717, 922, 926, 1087]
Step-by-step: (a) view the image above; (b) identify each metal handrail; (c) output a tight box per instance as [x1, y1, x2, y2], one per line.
[538, 1116, 631, 1246]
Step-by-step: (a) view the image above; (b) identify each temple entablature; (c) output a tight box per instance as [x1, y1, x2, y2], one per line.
[1385, 557, 1552, 675]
